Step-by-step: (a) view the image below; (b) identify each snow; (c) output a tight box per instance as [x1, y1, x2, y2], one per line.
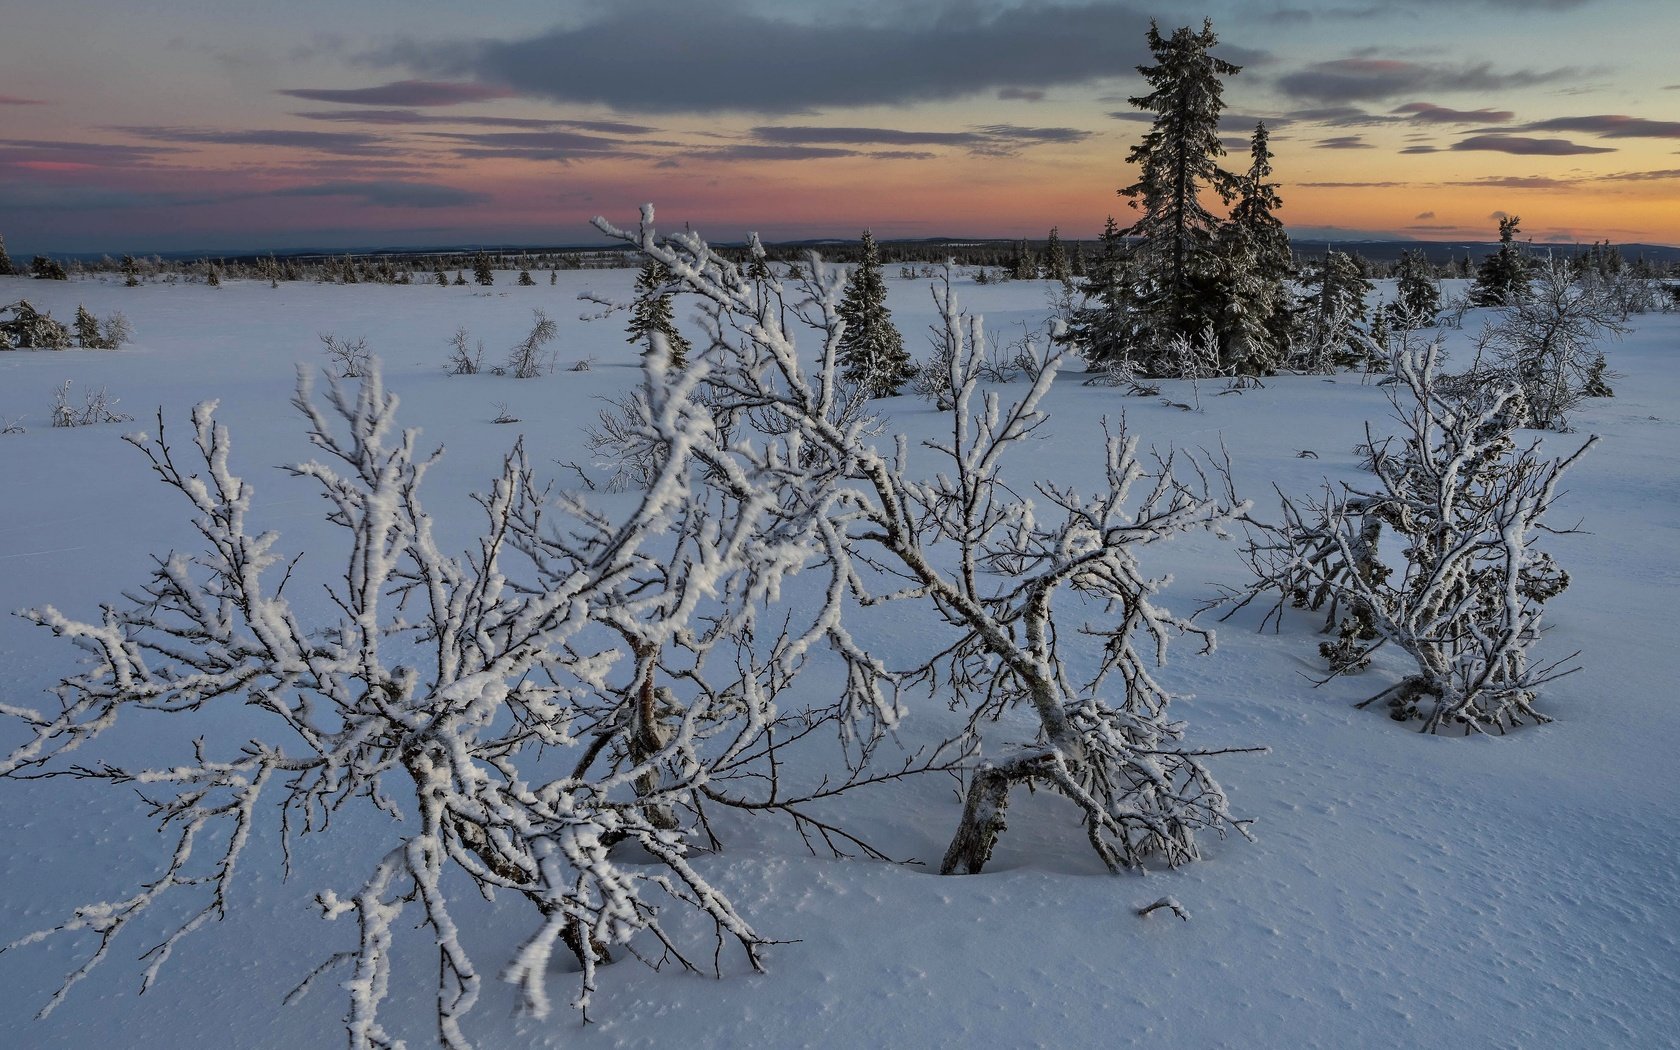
[2, 269, 1678, 1048]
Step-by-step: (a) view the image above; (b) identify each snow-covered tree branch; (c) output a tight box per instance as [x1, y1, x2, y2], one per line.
[593, 206, 1258, 878]
[2, 350, 956, 1046]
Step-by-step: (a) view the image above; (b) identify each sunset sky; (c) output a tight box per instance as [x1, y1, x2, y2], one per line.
[3, 0, 1678, 255]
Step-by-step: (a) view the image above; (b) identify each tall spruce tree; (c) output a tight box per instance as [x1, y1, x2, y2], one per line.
[0, 233, 14, 276]
[1119, 19, 1241, 360]
[626, 259, 691, 368]
[472, 251, 495, 287]
[837, 230, 912, 397]
[1471, 215, 1528, 306]
[1216, 121, 1292, 373]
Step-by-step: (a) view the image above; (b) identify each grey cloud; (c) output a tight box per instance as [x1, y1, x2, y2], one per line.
[279, 79, 516, 107]
[1277, 59, 1573, 102]
[1286, 106, 1402, 127]
[295, 109, 655, 134]
[0, 183, 229, 212]
[1514, 114, 1680, 139]
[751, 123, 1090, 156]
[418, 128, 660, 152]
[270, 180, 489, 208]
[700, 144, 870, 161]
[753, 126, 987, 148]
[1451, 175, 1574, 188]
[1393, 102, 1515, 124]
[974, 123, 1092, 144]
[113, 126, 398, 156]
[1399, 145, 1440, 153]
[1598, 168, 1680, 182]
[1416, 211, 1436, 219]
[0, 139, 177, 166]
[1450, 134, 1615, 155]
[999, 88, 1045, 102]
[376, 4, 1266, 115]
[412, 128, 659, 163]
[1317, 135, 1376, 149]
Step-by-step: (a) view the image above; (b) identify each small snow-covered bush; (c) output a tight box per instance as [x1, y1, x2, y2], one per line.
[49, 380, 132, 427]
[506, 308, 556, 378]
[1237, 340, 1595, 733]
[318, 331, 371, 377]
[444, 325, 485, 374]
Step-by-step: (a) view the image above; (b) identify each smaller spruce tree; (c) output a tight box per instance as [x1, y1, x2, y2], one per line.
[1043, 227, 1072, 286]
[747, 233, 774, 282]
[837, 230, 913, 397]
[472, 251, 495, 287]
[1470, 215, 1528, 306]
[626, 259, 691, 368]
[1391, 248, 1440, 329]
[1062, 216, 1140, 370]
[31, 256, 68, 281]
[74, 305, 104, 348]
[1009, 239, 1038, 280]
[1295, 249, 1374, 369]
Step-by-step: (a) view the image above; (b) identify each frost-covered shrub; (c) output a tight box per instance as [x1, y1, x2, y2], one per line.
[444, 325, 485, 374]
[506, 308, 556, 378]
[318, 331, 370, 377]
[1474, 257, 1626, 431]
[594, 205, 1256, 877]
[6, 356, 957, 1046]
[49, 379, 132, 427]
[1237, 340, 1594, 733]
[99, 309, 132, 349]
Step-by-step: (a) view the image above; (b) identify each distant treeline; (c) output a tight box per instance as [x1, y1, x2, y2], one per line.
[12, 236, 1674, 286]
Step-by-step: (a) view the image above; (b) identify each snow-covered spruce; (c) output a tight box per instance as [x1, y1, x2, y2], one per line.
[0, 354, 958, 1046]
[594, 205, 1258, 877]
[1235, 339, 1595, 733]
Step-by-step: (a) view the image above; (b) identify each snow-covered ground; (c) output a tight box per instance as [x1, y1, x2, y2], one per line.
[2, 268, 1676, 1049]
